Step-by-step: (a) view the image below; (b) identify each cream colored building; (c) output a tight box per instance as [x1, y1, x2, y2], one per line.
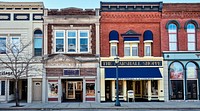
[100, 57, 164, 102]
[0, 2, 44, 103]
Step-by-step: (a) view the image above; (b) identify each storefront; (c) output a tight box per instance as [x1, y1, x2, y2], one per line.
[100, 57, 164, 102]
[44, 54, 98, 102]
[163, 52, 200, 101]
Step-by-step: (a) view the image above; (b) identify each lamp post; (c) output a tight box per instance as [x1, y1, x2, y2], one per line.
[114, 55, 121, 106]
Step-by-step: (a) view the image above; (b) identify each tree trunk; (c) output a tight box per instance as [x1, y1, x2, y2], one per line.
[15, 79, 20, 107]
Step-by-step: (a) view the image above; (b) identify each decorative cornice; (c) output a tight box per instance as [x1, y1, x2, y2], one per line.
[162, 12, 200, 19]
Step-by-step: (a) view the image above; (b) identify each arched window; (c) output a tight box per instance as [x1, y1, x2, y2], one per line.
[34, 29, 43, 56]
[186, 62, 198, 100]
[109, 30, 119, 56]
[169, 62, 184, 100]
[187, 24, 196, 51]
[143, 30, 153, 56]
[168, 24, 177, 51]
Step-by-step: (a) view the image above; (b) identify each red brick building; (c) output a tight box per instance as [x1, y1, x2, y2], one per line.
[162, 3, 200, 101]
[100, 2, 164, 102]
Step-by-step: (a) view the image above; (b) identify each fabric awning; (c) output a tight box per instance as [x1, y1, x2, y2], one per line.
[105, 68, 162, 80]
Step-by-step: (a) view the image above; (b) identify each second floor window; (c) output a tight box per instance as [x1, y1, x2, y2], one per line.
[0, 37, 6, 54]
[168, 23, 177, 51]
[187, 23, 196, 51]
[110, 43, 117, 56]
[55, 30, 89, 53]
[124, 43, 138, 56]
[34, 30, 43, 56]
[11, 37, 20, 53]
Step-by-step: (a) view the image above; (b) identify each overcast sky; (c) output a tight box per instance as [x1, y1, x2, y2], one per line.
[1, 0, 200, 9]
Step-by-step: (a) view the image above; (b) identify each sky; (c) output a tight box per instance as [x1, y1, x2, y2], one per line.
[1, 0, 200, 9]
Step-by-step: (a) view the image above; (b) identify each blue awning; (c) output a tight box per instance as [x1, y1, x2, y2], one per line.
[124, 37, 139, 41]
[144, 30, 153, 41]
[109, 30, 119, 41]
[105, 68, 162, 80]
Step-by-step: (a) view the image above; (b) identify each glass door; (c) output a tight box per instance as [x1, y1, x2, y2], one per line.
[66, 82, 76, 99]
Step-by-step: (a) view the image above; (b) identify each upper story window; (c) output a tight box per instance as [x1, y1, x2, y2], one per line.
[34, 29, 43, 56]
[143, 30, 153, 56]
[55, 30, 89, 53]
[0, 37, 6, 54]
[187, 24, 196, 51]
[11, 37, 20, 53]
[168, 23, 177, 51]
[0, 35, 20, 54]
[109, 30, 119, 57]
[124, 43, 138, 56]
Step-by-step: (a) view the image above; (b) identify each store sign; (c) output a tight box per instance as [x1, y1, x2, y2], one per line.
[0, 71, 13, 76]
[63, 69, 80, 76]
[101, 61, 162, 66]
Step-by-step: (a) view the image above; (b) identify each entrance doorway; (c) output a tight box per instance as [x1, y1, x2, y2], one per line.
[62, 79, 83, 102]
[20, 79, 27, 101]
[33, 81, 42, 101]
[105, 80, 111, 101]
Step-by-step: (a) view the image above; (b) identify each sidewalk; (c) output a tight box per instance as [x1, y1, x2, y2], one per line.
[0, 101, 200, 110]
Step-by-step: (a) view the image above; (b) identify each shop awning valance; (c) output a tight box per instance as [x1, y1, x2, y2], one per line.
[105, 68, 162, 80]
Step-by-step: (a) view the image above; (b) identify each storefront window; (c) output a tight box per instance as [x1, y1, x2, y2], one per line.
[1, 81, 5, 95]
[116, 80, 123, 95]
[186, 62, 198, 100]
[48, 82, 58, 97]
[169, 62, 184, 100]
[86, 83, 95, 96]
[151, 80, 158, 95]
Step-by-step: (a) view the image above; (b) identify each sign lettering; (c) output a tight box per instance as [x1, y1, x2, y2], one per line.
[101, 61, 162, 66]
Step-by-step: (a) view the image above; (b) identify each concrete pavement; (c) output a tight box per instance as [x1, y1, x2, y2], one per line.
[0, 101, 200, 110]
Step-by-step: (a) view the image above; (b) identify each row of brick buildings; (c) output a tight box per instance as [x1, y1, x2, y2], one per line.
[0, 1, 200, 103]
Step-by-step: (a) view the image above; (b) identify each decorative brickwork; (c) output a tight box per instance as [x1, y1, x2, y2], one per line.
[161, 3, 200, 52]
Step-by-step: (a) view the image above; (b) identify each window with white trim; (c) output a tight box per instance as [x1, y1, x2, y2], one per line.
[110, 43, 117, 56]
[132, 44, 138, 56]
[55, 30, 89, 53]
[144, 43, 151, 56]
[124, 43, 138, 56]
[55, 30, 65, 52]
[34, 30, 43, 56]
[0, 81, 5, 95]
[11, 37, 20, 53]
[168, 23, 177, 51]
[187, 23, 196, 51]
[0, 37, 6, 54]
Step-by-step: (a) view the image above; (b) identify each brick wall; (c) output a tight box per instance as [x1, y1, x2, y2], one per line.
[100, 12, 162, 57]
[161, 3, 200, 52]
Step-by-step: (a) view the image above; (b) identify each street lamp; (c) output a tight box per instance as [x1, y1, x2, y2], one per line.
[114, 55, 121, 106]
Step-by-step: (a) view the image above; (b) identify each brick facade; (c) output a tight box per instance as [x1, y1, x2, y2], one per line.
[100, 12, 162, 57]
[161, 3, 200, 52]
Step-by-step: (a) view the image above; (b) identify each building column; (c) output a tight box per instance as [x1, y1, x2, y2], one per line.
[5, 79, 8, 102]
[95, 23, 100, 55]
[123, 80, 127, 101]
[111, 80, 115, 101]
[83, 78, 86, 102]
[42, 67, 46, 103]
[100, 68, 105, 101]
[58, 79, 61, 103]
[148, 80, 151, 101]
[27, 77, 32, 103]
[96, 63, 100, 102]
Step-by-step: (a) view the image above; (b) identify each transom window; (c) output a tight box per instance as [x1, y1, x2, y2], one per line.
[168, 23, 177, 51]
[187, 23, 196, 51]
[55, 30, 89, 53]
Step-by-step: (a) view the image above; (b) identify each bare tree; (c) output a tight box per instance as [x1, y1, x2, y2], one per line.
[0, 40, 42, 107]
